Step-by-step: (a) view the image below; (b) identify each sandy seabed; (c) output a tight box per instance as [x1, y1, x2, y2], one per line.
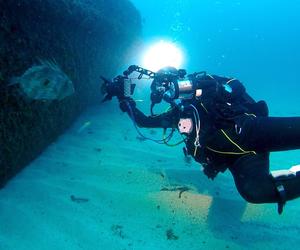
[1, 101, 300, 250]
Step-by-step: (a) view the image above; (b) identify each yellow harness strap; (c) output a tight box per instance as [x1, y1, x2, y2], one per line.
[206, 129, 256, 156]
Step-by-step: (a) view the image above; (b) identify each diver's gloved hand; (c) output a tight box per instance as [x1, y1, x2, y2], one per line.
[119, 97, 136, 113]
[202, 164, 219, 180]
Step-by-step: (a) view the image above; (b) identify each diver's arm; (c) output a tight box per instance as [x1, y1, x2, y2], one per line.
[119, 98, 179, 128]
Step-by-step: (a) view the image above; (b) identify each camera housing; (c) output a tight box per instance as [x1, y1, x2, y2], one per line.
[102, 65, 206, 106]
[150, 68, 206, 105]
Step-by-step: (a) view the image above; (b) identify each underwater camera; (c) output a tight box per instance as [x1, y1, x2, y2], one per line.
[101, 65, 208, 114]
[100, 65, 220, 145]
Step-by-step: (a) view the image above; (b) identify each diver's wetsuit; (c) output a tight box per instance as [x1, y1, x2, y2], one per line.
[120, 75, 300, 212]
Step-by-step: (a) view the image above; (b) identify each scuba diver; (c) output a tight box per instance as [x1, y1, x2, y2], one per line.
[102, 65, 300, 214]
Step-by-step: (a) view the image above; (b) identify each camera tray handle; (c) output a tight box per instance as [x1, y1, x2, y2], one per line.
[123, 65, 156, 79]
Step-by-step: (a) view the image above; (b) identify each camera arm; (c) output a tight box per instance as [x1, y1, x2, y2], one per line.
[123, 65, 156, 79]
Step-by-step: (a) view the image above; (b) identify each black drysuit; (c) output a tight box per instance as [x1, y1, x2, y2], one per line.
[120, 74, 300, 213]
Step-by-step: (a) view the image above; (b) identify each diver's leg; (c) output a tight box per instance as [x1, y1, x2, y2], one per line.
[237, 116, 300, 152]
[229, 153, 300, 213]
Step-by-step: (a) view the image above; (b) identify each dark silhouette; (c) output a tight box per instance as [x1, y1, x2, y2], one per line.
[103, 65, 300, 214]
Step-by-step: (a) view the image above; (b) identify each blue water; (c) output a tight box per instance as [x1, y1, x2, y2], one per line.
[1, 1, 300, 249]
[131, 0, 300, 114]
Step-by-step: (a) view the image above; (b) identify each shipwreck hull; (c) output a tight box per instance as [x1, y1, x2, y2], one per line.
[0, 0, 141, 186]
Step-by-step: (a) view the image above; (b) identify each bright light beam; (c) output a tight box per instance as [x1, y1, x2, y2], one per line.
[142, 40, 184, 72]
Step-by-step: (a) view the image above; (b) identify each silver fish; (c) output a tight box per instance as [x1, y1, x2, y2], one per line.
[10, 60, 75, 101]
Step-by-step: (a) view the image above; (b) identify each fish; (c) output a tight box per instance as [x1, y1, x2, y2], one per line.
[77, 121, 92, 133]
[70, 195, 89, 203]
[9, 59, 75, 101]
